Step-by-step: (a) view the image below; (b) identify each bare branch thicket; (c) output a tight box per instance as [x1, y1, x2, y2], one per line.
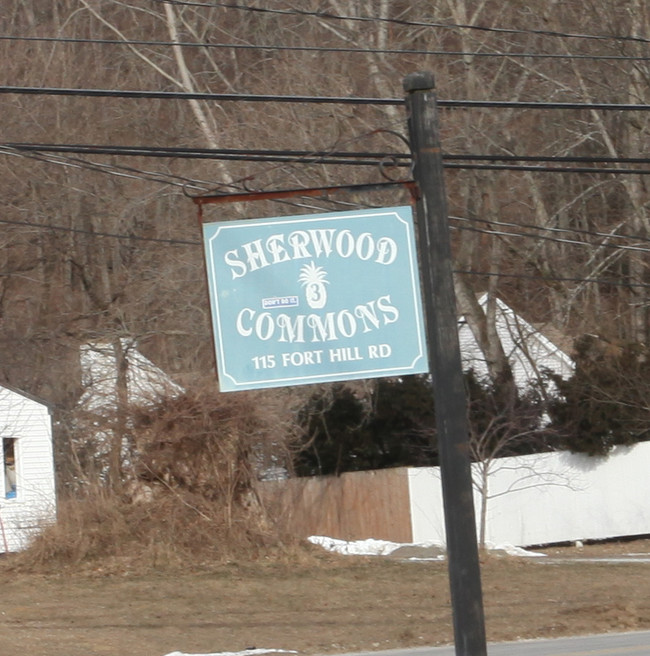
[1, 0, 649, 497]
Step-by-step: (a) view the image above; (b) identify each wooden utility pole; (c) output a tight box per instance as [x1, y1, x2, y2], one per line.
[404, 71, 488, 656]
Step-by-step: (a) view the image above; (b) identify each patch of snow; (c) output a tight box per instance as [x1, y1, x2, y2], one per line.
[487, 543, 547, 557]
[308, 536, 445, 557]
[308, 536, 547, 559]
[164, 650, 297, 656]
[402, 555, 446, 562]
[308, 535, 405, 556]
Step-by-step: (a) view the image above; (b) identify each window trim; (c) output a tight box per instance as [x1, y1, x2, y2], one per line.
[3, 437, 18, 500]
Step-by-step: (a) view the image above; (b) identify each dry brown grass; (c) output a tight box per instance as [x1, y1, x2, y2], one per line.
[1, 541, 649, 656]
[16, 381, 311, 575]
[8, 487, 311, 575]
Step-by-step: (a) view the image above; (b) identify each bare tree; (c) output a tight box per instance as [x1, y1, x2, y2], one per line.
[466, 376, 569, 549]
[2, 0, 649, 497]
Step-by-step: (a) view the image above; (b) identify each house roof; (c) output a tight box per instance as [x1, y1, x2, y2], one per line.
[458, 295, 574, 390]
[0, 381, 52, 410]
[79, 339, 184, 413]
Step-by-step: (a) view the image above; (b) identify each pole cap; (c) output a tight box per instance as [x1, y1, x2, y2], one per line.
[403, 71, 436, 93]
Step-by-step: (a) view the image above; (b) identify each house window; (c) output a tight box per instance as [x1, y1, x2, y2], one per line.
[3, 438, 17, 499]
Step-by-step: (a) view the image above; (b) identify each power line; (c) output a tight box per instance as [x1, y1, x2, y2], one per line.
[4, 142, 397, 166]
[0, 85, 398, 105]
[451, 221, 650, 255]
[0, 146, 214, 193]
[4, 86, 650, 111]
[445, 163, 650, 175]
[6, 143, 650, 178]
[10, 145, 650, 241]
[2, 206, 648, 264]
[448, 154, 650, 165]
[5, 144, 650, 193]
[7, 143, 650, 168]
[0, 191, 646, 287]
[2, 34, 649, 61]
[151, 0, 650, 46]
[455, 268, 650, 290]
[0, 216, 199, 246]
[444, 155, 650, 175]
[0, 146, 357, 217]
[452, 215, 650, 247]
[2, 213, 647, 289]
[443, 100, 650, 111]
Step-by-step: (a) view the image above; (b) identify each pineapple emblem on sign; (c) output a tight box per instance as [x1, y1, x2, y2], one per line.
[299, 261, 329, 310]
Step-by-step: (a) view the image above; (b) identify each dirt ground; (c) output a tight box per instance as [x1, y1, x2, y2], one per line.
[0, 539, 648, 656]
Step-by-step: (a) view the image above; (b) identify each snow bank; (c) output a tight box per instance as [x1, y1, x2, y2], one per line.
[308, 535, 412, 556]
[486, 543, 546, 557]
[164, 650, 297, 656]
[308, 535, 546, 559]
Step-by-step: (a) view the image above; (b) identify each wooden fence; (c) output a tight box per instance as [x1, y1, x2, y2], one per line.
[259, 467, 412, 543]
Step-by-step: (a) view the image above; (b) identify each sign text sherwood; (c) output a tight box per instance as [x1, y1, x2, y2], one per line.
[203, 206, 428, 392]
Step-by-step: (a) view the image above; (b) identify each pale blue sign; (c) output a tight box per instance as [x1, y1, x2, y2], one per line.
[203, 206, 428, 392]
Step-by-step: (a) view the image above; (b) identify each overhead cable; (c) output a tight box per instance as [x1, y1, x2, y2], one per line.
[2, 214, 649, 289]
[8, 142, 650, 168]
[5, 142, 399, 166]
[4, 86, 650, 111]
[451, 221, 650, 254]
[0, 147, 356, 216]
[444, 163, 650, 175]
[6, 143, 650, 175]
[451, 215, 650, 246]
[0, 85, 398, 105]
[2, 34, 649, 61]
[455, 269, 650, 289]
[0, 146, 213, 192]
[0, 216, 199, 246]
[5, 143, 650, 179]
[151, 0, 650, 45]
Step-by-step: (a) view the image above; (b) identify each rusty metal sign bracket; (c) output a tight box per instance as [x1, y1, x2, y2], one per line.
[191, 180, 418, 223]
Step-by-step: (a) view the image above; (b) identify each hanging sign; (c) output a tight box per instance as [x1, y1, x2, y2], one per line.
[202, 206, 428, 392]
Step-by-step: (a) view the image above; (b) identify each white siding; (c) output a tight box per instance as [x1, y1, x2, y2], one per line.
[0, 387, 56, 552]
[79, 340, 183, 414]
[458, 295, 574, 389]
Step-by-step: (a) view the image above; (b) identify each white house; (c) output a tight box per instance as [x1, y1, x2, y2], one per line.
[79, 339, 184, 414]
[458, 294, 574, 390]
[71, 340, 185, 487]
[0, 384, 56, 553]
